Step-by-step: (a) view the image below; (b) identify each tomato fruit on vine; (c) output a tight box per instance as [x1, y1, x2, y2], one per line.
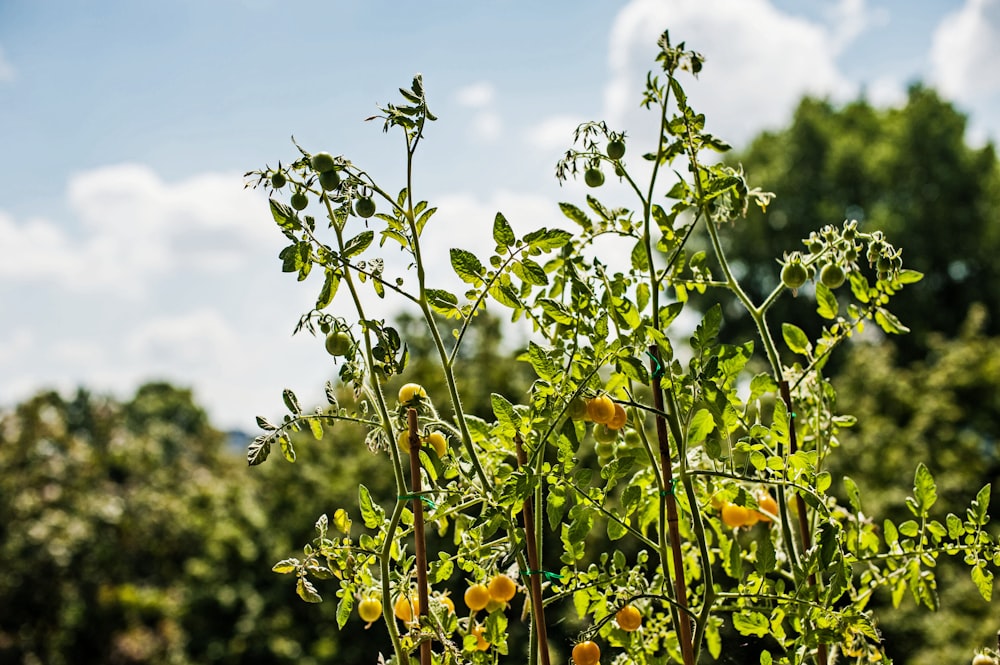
[393, 595, 417, 622]
[972, 654, 996, 665]
[319, 169, 341, 191]
[584, 168, 605, 188]
[572, 640, 601, 665]
[568, 396, 589, 421]
[721, 502, 751, 528]
[355, 197, 376, 218]
[616, 605, 642, 632]
[310, 151, 337, 173]
[756, 492, 778, 522]
[471, 624, 490, 651]
[607, 403, 627, 430]
[594, 424, 618, 445]
[820, 263, 846, 289]
[586, 395, 615, 424]
[780, 260, 808, 289]
[607, 139, 626, 160]
[325, 331, 351, 357]
[270, 171, 287, 189]
[425, 431, 448, 457]
[398, 383, 427, 405]
[290, 191, 308, 211]
[358, 597, 382, 622]
[487, 573, 517, 602]
[464, 583, 490, 611]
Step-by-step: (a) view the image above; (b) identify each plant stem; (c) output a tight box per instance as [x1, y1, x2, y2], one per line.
[516, 435, 551, 665]
[407, 409, 432, 665]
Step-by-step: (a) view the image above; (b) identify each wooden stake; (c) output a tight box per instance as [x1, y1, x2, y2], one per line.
[407, 409, 432, 665]
[516, 435, 551, 665]
[648, 345, 696, 665]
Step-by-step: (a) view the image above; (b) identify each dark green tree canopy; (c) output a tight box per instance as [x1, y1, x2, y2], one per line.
[718, 86, 1000, 361]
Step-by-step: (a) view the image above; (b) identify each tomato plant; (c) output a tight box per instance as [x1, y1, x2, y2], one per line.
[246, 30, 998, 665]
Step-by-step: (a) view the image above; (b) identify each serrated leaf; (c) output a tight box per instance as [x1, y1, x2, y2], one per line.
[336, 593, 353, 628]
[493, 212, 515, 248]
[297, 576, 322, 603]
[524, 227, 572, 251]
[272, 558, 299, 574]
[316, 269, 341, 309]
[875, 307, 910, 334]
[526, 342, 556, 381]
[513, 257, 548, 286]
[450, 248, 484, 285]
[782, 323, 810, 355]
[688, 408, 716, 444]
[844, 476, 862, 513]
[733, 610, 769, 637]
[913, 462, 937, 515]
[283, 389, 301, 415]
[815, 282, 839, 319]
[359, 484, 383, 528]
[425, 288, 460, 316]
[971, 565, 994, 601]
[491, 393, 519, 434]
[342, 230, 374, 259]
[247, 435, 271, 466]
[539, 298, 574, 324]
[896, 269, 923, 284]
[559, 202, 592, 230]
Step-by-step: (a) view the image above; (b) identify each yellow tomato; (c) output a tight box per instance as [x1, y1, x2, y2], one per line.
[572, 640, 601, 665]
[586, 395, 615, 424]
[616, 605, 642, 631]
[464, 583, 490, 611]
[488, 573, 517, 602]
[398, 383, 427, 405]
[607, 403, 627, 430]
[358, 597, 382, 623]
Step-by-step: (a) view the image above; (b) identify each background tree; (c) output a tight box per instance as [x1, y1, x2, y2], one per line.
[714, 86, 1000, 361]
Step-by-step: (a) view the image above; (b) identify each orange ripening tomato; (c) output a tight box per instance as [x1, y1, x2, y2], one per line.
[607, 403, 627, 430]
[586, 395, 615, 424]
[721, 502, 751, 528]
[572, 640, 601, 665]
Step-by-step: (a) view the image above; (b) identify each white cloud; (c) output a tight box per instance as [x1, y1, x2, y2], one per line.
[604, 0, 856, 149]
[0, 164, 273, 297]
[826, 0, 887, 52]
[0, 44, 15, 82]
[455, 82, 496, 108]
[524, 114, 588, 152]
[930, 0, 1000, 100]
[454, 82, 502, 142]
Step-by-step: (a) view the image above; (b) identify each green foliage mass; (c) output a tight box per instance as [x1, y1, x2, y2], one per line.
[716, 86, 1000, 361]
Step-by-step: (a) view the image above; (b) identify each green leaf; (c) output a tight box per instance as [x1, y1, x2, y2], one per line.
[343, 230, 374, 258]
[971, 565, 994, 601]
[425, 288, 459, 316]
[526, 342, 556, 381]
[659, 301, 685, 329]
[297, 576, 322, 603]
[898, 520, 919, 537]
[539, 298, 574, 325]
[493, 212, 515, 249]
[756, 529, 776, 574]
[874, 307, 910, 334]
[896, 269, 923, 284]
[913, 462, 937, 515]
[272, 558, 299, 574]
[316, 269, 341, 309]
[781, 323, 810, 355]
[559, 202, 592, 230]
[688, 408, 716, 444]
[247, 435, 271, 466]
[450, 248, 484, 285]
[282, 388, 301, 415]
[815, 282, 839, 319]
[359, 484, 383, 528]
[607, 517, 628, 541]
[691, 304, 722, 351]
[336, 593, 353, 628]
[524, 227, 573, 251]
[732, 610, 770, 637]
[308, 417, 323, 441]
[278, 435, 296, 463]
[843, 476, 862, 513]
[491, 393, 519, 435]
[512, 258, 548, 286]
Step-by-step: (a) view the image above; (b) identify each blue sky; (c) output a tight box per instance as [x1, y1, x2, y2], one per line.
[1, 0, 998, 430]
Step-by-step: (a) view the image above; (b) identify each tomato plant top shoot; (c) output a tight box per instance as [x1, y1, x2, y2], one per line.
[245, 29, 997, 665]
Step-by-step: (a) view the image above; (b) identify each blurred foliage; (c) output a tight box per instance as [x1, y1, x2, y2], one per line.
[714, 86, 1000, 362]
[829, 305, 1000, 664]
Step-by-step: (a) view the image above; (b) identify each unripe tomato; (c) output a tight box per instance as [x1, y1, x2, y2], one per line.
[290, 191, 309, 211]
[972, 654, 996, 665]
[487, 573, 517, 602]
[464, 583, 490, 611]
[358, 597, 382, 622]
[355, 197, 376, 218]
[398, 383, 427, 405]
[586, 395, 615, 424]
[593, 424, 618, 445]
[325, 331, 351, 357]
[820, 263, 846, 289]
[572, 640, 601, 665]
[270, 171, 287, 189]
[584, 168, 605, 188]
[567, 396, 589, 421]
[781, 261, 808, 289]
[319, 169, 341, 191]
[616, 605, 642, 631]
[607, 140, 626, 160]
[310, 151, 337, 173]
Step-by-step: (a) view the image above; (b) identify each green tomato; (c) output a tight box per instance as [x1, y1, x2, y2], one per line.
[820, 263, 846, 289]
[325, 331, 351, 357]
[310, 152, 337, 173]
[319, 169, 341, 191]
[355, 197, 376, 218]
[584, 168, 605, 188]
[594, 424, 618, 445]
[780, 261, 808, 289]
[290, 191, 309, 211]
[607, 140, 626, 160]
[270, 171, 287, 189]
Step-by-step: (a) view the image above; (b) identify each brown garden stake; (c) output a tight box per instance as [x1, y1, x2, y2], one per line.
[648, 345, 696, 665]
[779, 381, 828, 665]
[406, 408, 432, 665]
[515, 435, 551, 665]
